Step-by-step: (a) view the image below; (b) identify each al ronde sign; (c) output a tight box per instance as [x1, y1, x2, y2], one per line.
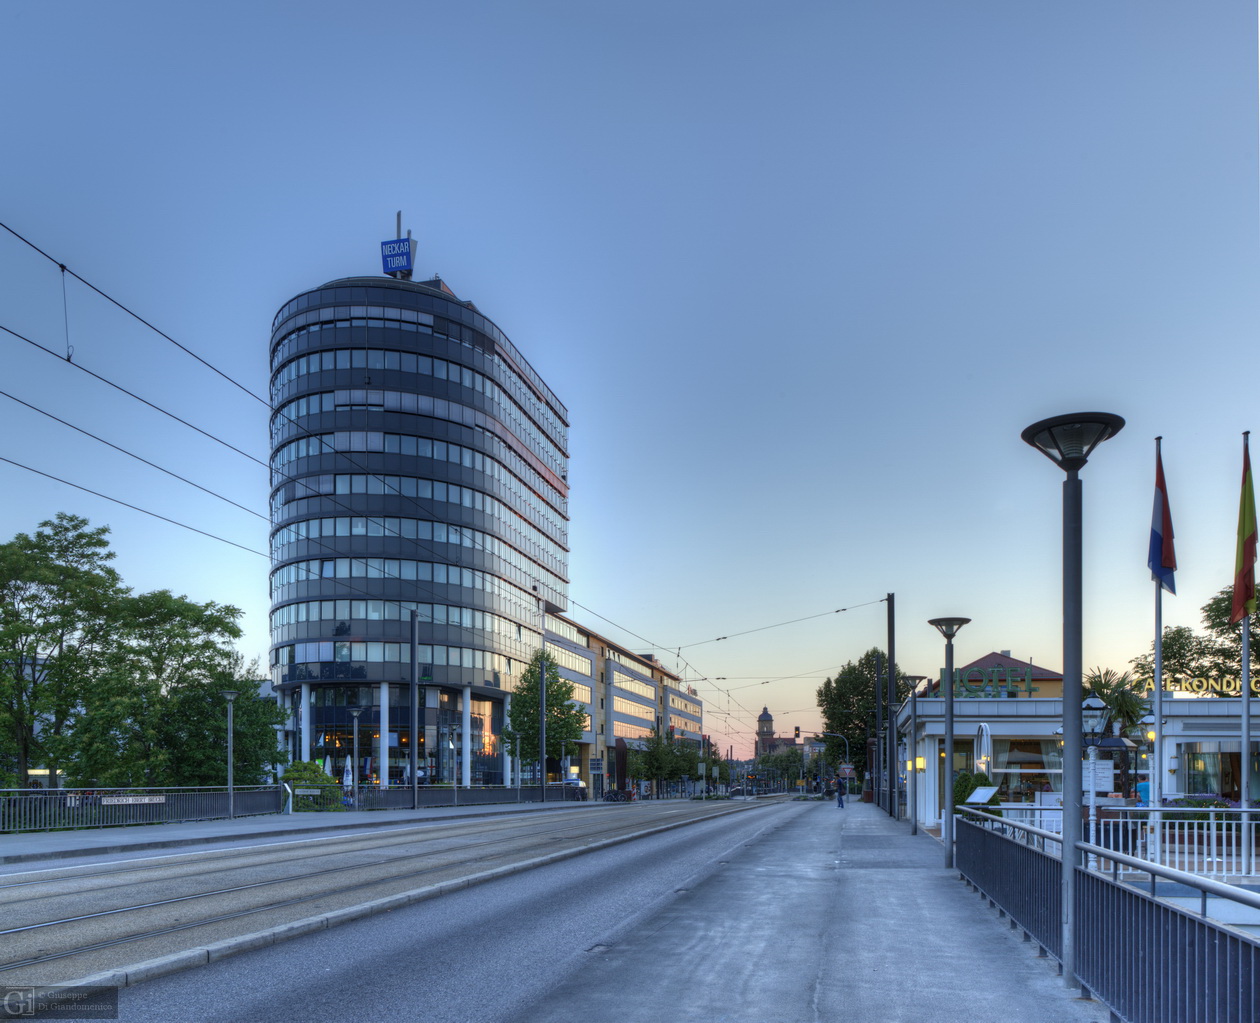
[1140, 676, 1260, 696]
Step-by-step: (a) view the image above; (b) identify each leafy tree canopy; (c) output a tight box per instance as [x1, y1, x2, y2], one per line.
[502, 649, 587, 766]
[816, 648, 906, 779]
[0, 514, 286, 787]
[1130, 585, 1260, 696]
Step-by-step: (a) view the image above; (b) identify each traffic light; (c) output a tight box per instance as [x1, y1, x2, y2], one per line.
[794, 726, 800, 738]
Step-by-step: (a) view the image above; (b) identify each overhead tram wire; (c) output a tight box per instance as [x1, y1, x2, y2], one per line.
[0, 226, 572, 659]
[0, 389, 266, 521]
[0, 232, 565, 649]
[0, 315, 533, 654]
[674, 599, 886, 650]
[0, 456, 267, 558]
[0, 230, 761, 734]
[0, 221, 266, 407]
[0, 235, 754, 754]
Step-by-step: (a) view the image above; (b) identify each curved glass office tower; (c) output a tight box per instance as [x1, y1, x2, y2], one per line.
[269, 275, 569, 787]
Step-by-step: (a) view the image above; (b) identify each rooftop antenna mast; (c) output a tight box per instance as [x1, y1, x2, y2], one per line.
[388, 210, 413, 281]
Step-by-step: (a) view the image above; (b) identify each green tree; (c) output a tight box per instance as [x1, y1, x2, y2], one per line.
[0, 514, 127, 786]
[1130, 624, 1216, 689]
[66, 590, 261, 786]
[1130, 586, 1260, 696]
[158, 666, 287, 786]
[1083, 667, 1148, 800]
[816, 648, 906, 782]
[502, 650, 586, 772]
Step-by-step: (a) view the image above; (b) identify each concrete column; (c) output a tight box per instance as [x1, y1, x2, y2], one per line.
[462, 685, 472, 788]
[503, 694, 513, 787]
[300, 682, 311, 765]
[379, 681, 390, 788]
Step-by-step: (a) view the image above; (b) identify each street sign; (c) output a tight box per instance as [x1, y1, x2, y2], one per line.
[838, 763, 856, 778]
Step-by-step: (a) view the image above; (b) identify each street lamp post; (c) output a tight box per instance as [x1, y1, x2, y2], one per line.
[220, 690, 239, 820]
[350, 706, 363, 809]
[1022, 411, 1124, 989]
[928, 618, 970, 869]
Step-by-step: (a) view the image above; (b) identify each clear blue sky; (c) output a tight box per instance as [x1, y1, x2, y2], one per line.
[1, 2, 1256, 757]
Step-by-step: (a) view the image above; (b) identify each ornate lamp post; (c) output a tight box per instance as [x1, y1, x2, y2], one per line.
[1022, 411, 1124, 988]
[928, 618, 970, 868]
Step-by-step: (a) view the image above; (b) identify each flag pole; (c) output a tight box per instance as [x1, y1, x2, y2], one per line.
[1148, 435, 1176, 866]
[1152, 573, 1163, 859]
[1233, 431, 1256, 875]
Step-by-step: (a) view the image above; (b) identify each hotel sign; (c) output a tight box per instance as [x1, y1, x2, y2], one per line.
[940, 666, 1040, 698]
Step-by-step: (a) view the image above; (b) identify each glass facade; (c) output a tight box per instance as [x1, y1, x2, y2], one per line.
[269, 276, 569, 785]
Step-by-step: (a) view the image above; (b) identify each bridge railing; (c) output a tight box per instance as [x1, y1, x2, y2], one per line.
[0, 786, 282, 832]
[956, 807, 1260, 1023]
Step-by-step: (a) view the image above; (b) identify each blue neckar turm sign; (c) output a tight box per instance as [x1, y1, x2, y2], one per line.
[381, 238, 413, 274]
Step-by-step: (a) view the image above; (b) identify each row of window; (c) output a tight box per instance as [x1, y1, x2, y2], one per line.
[607, 648, 675, 686]
[613, 721, 653, 740]
[275, 388, 572, 524]
[272, 355, 566, 477]
[614, 696, 656, 723]
[270, 515, 566, 591]
[544, 614, 585, 646]
[669, 694, 703, 717]
[270, 558, 538, 623]
[271, 290, 567, 433]
[610, 670, 657, 702]
[270, 598, 529, 641]
[273, 641, 514, 674]
[669, 715, 698, 734]
[271, 341, 567, 457]
[270, 472, 567, 566]
[545, 641, 593, 678]
[272, 429, 566, 526]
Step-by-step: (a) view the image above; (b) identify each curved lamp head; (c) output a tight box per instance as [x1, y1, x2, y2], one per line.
[1082, 695, 1109, 739]
[928, 617, 971, 640]
[1021, 412, 1125, 472]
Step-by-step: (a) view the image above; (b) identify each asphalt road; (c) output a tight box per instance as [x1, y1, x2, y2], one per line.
[88, 800, 803, 1023]
[71, 799, 1108, 1023]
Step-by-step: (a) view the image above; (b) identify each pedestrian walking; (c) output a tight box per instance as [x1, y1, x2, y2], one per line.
[836, 778, 845, 808]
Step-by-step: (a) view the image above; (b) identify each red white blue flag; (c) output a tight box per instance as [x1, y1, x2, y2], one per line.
[1149, 440, 1176, 594]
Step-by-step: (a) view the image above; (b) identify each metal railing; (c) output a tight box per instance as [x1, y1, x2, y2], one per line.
[0, 783, 591, 830]
[0, 786, 282, 832]
[994, 805, 1260, 879]
[956, 807, 1260, 1023]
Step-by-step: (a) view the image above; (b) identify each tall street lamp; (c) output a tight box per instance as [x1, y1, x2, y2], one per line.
[1022, 410, 1124, 989]
[350, 706, 363, 810]
[928, 618, 970, 869]
[220, 690, 239, 820]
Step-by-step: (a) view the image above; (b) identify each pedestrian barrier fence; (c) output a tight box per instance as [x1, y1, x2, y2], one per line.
[0, 786, 282, 832]
[0, 783, 589, 831]
[956, 807, 1260, 1023]
[996, 805, 1260, 879]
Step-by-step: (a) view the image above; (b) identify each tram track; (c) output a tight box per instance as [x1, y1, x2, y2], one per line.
[0, 800, 762, 988]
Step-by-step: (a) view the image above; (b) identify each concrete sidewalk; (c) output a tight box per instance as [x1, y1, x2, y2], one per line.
[0, 799, 594, 868]
[513, 798, 1109, 1023]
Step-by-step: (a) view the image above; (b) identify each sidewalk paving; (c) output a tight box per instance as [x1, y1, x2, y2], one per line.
[512, 797, 1109, 1023]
